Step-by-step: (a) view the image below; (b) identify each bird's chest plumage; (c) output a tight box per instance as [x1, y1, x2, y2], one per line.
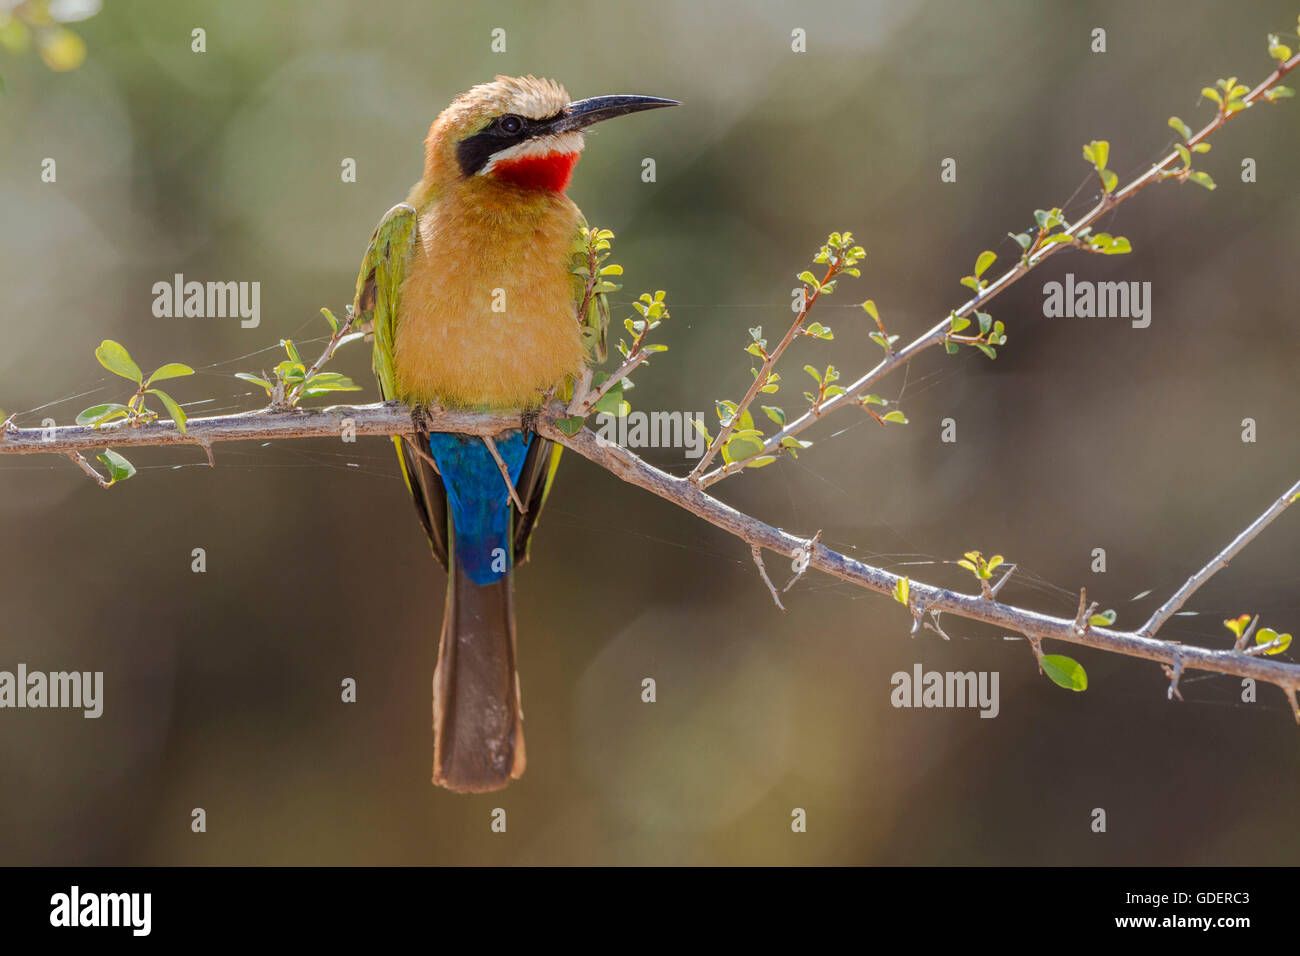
[393, 190, 585, 409]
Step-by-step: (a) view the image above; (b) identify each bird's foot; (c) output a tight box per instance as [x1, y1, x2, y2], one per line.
[410, 404, 431, 435]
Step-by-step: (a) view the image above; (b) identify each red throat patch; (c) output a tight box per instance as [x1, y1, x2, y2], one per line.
[490, 151, 580, 192]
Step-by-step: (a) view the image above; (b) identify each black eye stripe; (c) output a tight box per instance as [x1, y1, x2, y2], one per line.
[455, 110, 566, 177]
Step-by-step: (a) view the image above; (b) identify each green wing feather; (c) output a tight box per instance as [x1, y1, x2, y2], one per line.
[355, 203, 418, 403]
[353, 203, 455, 563]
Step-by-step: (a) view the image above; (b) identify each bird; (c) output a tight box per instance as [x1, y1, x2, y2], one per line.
[350, 76, 677, 792]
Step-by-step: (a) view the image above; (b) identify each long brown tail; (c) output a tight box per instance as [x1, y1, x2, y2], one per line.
[431, 557, 526, 792]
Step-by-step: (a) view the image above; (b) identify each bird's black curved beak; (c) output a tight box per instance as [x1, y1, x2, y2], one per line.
[546, 94, 680, 134]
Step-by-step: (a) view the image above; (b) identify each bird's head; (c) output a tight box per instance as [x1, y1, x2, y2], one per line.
[423, 75, 677, 194]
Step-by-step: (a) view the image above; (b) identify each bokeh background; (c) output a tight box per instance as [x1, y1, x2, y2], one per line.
[1, 0, 1297, 865]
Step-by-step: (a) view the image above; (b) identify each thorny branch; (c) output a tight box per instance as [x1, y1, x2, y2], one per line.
[3, 403, 1298, 718]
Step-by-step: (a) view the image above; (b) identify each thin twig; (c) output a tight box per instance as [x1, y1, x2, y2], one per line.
[751, 546, 786, 612]
[1235, 613, 1261, 652]
[64, 451, 110, 488]
[690, 258, 841, 481]
[482, 435, 526, 514]
[569, 367, 594, 414]
[1164, 652, 1185, 701]
[989, 563, 1017, 599]
[572, 352, 648, 416]
[1139, 477, 1300, 638]
[402, 434, 441, 474]
[192, 436, 215, 468]
[288, 308, 362, 406]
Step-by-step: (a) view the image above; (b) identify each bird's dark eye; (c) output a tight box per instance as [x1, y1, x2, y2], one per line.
[498, 114, 524, 135]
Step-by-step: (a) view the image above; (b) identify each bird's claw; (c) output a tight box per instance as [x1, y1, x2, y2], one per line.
[410, 404, 431, 435]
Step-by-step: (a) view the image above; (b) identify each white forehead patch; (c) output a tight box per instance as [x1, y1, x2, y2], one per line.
[479, 131, 585, 175]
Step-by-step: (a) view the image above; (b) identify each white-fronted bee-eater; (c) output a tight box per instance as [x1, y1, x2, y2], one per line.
[351, 76, 677, 791]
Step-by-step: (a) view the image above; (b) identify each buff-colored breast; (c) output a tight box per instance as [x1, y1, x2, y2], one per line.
[394, 183, 585, 409]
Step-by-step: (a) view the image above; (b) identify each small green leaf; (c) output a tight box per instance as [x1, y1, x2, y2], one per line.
[147, 388, 188, 434]
[321, 307, 339, 333]
[1256, 628, 1293, 655]
[97, 449, 136, 484]
[1168, 115, 1192, 140]
[974, 250, 996, 278]
[882, 410, 908, 424]
[746, 455, 777, 469]
[1268, 34, 1292, 61]
[76, 403, 130, 426]
[722, 435, 764, 465]
[762, 405, 786, 426]
[1040, 654, 1088, 691]
[95, 340, 143, 384]
[146, 362, 195, 385]
[1009, 232, 1031, 251]
[1089, 609, 1117, 627]
[592, 382, 626, 415]
[1223, 614, 1252, 639]
[1187, 170, 1216, 190]
[235, 372, 272, 392]
[554, 415, 585, 436]
[301, 373, 362, 396]
[861, 300, 879, 322]
[1101, 168, 1118, 194]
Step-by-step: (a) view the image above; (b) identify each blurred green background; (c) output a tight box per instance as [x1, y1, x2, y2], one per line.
[1, 0, 1298, 865]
